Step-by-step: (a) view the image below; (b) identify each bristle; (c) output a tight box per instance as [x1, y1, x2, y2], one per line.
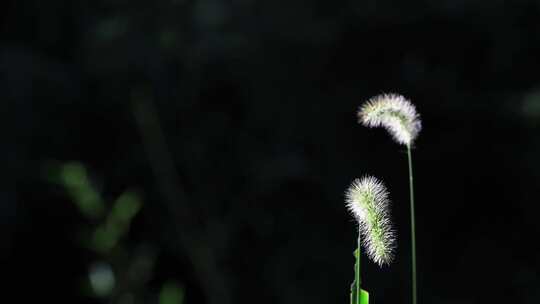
[345, 176, 396, 266]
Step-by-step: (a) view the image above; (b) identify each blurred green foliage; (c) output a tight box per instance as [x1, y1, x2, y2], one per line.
[50, 161, 182, 303]
[92, 191, 141, 253]
[60, 162, 105, 219]
[160, 281, 185, 304]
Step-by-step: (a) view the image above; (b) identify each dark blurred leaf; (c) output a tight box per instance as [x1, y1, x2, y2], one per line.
[159, 281, 184, 304]
[60, 162, 105, 219]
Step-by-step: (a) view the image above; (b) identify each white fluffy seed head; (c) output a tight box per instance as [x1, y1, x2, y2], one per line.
[358, 93, 421, 146]
[345, 176, 396, 266]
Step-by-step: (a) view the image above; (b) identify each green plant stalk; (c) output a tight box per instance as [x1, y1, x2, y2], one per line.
[356, 233, 361, 304]
[407, 144, 417, 304]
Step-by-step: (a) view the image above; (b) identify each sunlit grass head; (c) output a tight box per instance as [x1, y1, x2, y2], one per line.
[358, 93, 421, 146]
[345, 176, 396, 266]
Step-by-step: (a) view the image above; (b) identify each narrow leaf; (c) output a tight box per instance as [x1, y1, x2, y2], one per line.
[360, 289, 369, 304]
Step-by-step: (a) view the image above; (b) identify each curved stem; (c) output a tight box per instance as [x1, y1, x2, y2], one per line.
[407, 144, 417, 304]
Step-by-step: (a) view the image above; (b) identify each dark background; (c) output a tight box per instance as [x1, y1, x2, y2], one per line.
[2, 0, 540, 303]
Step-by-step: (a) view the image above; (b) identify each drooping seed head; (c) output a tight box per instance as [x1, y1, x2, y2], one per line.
[358, 93, 421, 146]
[345, 176, 396, 266]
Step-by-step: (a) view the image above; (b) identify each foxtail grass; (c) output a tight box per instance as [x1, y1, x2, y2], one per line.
[345, 176, 396, 304]
[358, 93, 421, 304]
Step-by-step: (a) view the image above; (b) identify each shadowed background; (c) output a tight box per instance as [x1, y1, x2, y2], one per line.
[2, 0, 540, 303]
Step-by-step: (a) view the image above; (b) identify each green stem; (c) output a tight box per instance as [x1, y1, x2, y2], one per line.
[356, 232, 361, 304]
[407, 145, 417, 304]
